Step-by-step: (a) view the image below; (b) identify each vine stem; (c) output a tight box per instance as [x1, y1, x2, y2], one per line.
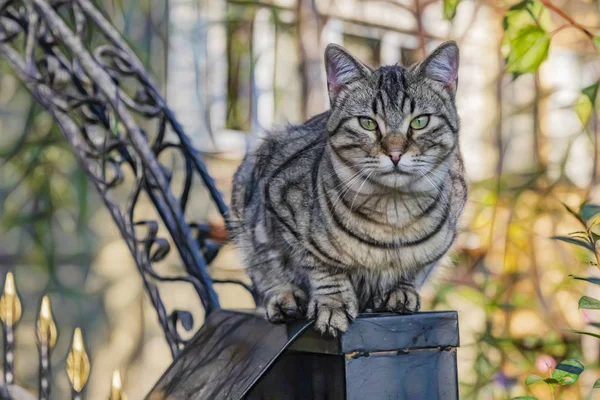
[539, 0, 595, 43]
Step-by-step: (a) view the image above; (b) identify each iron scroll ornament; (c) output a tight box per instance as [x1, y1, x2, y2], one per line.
[0, 0, 256, 357]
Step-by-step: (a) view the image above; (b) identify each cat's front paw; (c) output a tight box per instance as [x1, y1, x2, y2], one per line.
[307, 292, 359, 337]
[375, 283, 421, 314]
[264, 286, 308, 323]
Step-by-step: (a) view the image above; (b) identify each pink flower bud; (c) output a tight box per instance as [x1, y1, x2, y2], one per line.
[536, 355, 557, 373]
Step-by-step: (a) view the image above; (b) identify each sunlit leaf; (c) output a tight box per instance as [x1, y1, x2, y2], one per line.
[576, 84, 599, 125]
[594, 36, 600, 55]
[551, 236, 594, 252]
[571, 275, 600, 286]
[576, 93, 594, 125]
[506, 26, 550, 73]
[579, 296, 600, 309]
[508, 0, 534, 12]
[503, 0, 549, 39]
[525, 374, 544, 385]
[502, 1, 551, 75]
[581, 204, 600, 222]
[572, 329, 600, 339]
[443, 0, 461, 20]
[552, 359, 584, 385]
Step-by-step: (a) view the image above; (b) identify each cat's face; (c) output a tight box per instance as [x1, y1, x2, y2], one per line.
[325, 42, 460, 190]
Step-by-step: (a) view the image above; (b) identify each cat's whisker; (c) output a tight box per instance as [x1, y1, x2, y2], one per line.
[334, 167, 371, 202]
[330, 169, 369, 211]
[415, 167, 450, 205]
[350, 170, 375, 211]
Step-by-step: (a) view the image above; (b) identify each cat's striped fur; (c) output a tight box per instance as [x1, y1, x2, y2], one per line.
[229, 41, 467, 336]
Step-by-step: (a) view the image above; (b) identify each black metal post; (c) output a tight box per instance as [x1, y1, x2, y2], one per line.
[3, 325, 16, 385]
[0, 273, 21, 386]
[149, 310, 460, 400]
[38, 343, 51, 400]
[36, 296, 56, 400]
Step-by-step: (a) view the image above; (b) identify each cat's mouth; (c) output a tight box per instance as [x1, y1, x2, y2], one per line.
[379, 165, 415, 176]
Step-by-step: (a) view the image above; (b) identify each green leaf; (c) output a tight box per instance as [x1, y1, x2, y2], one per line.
[503, 0, 547, 37]
[552, 359, 584, 385]
[583, 83, 599, 104]
[525, 374, 544, 385]
[576, 93, 594, 125]
[506, 26, 550, 73]
[508, 0, 534, 11]
[579, 296, 600, 309]
[594, 378, 600, 388]
[562, 202, 585, 225]
[572, 329, 600, 339]
[577, 84, 600, 126]
[551, 236, 595, 252]
[543, 377, 559, 384]
[581, 204, 600, 222]
[571, 275, 600, 286]
[594, 36, 600, 55]
[512, 397, 538, 400]
[443, 0, 461, 20]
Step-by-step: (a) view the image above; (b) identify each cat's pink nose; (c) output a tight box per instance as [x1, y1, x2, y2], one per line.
[388, 151, 402, 165]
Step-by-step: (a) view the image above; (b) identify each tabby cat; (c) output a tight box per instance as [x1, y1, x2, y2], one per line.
[229, 41, 467, 336]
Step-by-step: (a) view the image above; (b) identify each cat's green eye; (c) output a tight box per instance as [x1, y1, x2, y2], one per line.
[359, 117, 378, 131]
[410, 115, 430, 130]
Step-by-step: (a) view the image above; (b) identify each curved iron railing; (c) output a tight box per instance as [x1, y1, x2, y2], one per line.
[0, 0, 253, 358]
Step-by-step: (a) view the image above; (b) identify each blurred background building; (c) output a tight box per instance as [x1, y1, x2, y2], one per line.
[2, 0, 600, 398]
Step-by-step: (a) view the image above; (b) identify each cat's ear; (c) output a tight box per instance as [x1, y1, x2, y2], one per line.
[325, 44, 371, 104]
[419, 41, 459, 92]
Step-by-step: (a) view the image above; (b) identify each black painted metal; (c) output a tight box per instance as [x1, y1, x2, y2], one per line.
[148, 311, 460, 400]
[288, 311, 459, 354]
[147, 310, 313, 400]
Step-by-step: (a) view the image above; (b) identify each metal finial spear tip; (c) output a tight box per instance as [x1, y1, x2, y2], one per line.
[4, 272, 15, 296]
[40, 296, 51, 320]
[67, 328, 90, 393]
[0, 272, 22, 326]
[37, 295, 57, 348]
[110, 369, 127, 400]
[73, 328, 84, 351]
[112, 370, 122, 389]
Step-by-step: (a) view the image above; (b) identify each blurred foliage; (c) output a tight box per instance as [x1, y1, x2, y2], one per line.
[514, 200, 600, 398]
[442, 1, 600, 399]
[0, 100, 94, 291]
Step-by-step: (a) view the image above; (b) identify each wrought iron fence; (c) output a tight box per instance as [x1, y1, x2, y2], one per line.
[0, 0, 261, 396]
[0, 0, 256, 364]
[0, 272, 130, 399]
